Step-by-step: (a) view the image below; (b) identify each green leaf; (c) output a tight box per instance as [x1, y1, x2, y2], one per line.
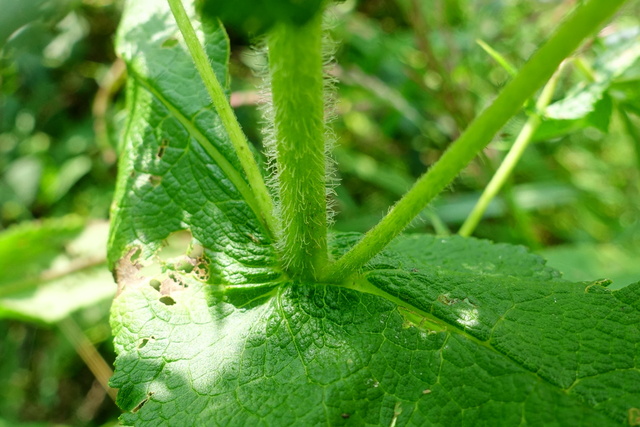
[547, 28, 640, 120]
[111, 233, 639, 425]
[0, 218, 115, 324]
[109, 0, 279, 285]
[110, 2, 639, 424]
[535, 27, 640, 140]
[196, 0, 325, 36]
[535, 93, 613, 140]
[612, 57, 640, 117]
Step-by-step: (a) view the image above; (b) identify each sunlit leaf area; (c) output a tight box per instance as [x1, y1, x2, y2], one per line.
[1, 0, 639, 425]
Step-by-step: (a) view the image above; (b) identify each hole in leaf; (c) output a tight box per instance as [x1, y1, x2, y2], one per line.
[132, 392, 154, 413]
[157, 230, 192, 261]
[149, 279, 161, 291]
[437, 294, 460, 305]
[190, 243, 204, 258]
[138, 336, 156, 349]
[161, 38, 178, 48]
[193, 260, 210, 282]
[159, 296, 176, 306]
[175, 260, 194, 273]
[341, 413, 350, 419]
[139, 262, 161, 278]
[148, 175, 162, 187]
[157, 139, 168, 157]
[130, 247, 142, 262]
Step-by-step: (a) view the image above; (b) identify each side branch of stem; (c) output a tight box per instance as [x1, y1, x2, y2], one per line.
[458, 62, 566, 237]
[322, 0, 629, 283]
[167, 0, 277, 238]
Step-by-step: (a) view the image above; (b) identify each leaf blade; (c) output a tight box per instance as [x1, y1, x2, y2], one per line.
[111, 234, 639, 425]
[109, 0, 279, 285]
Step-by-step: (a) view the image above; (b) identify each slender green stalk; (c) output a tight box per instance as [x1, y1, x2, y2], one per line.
[426, 211, 450, 236]
[458, 63, 565, 237]
[476, 39, 517, 77]
[167, 0, 276, 237]
[323, 0, 628, 283]
[268, 13, 328, 279]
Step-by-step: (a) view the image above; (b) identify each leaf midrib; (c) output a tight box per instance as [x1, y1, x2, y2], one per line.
[128, 68, 270, 237]
[270, 277, 612, 421]
[348, 273, 587, 402]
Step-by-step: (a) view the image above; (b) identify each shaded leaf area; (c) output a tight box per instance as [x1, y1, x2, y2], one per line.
[110, 234, 639, 426]
[0, 216, 115, 324]
[197, 0, 325, 36]
[109, 0, 279, 285]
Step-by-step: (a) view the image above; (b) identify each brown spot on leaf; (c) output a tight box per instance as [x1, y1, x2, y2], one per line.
[246, 232, 261, 244]
[437, 294, 460, 305]
[114, 247, 148, 296]
[160, 275, 186, 295]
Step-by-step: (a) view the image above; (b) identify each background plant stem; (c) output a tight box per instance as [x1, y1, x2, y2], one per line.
[458, 62, 565, 237]
[167, 0, 277, 238]
[268, 14, 328, 279]
[58, 317, 117, 401]
[323, 0, 628, 283]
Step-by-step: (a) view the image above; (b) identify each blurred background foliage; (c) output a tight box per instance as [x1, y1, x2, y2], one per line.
[1, 0, 639, 425]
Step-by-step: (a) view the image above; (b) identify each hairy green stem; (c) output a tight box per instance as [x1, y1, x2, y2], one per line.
[323, 0, 628, 283]
[458, 62, 565, 237]
[268, 14, 328, 279]
[167, 0, 276, 238]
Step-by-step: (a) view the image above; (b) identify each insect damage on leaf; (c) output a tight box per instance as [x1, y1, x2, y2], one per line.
[113, 230, 209, 298]
[114, 247, 147, 297]
[109, 0, 639, 425]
